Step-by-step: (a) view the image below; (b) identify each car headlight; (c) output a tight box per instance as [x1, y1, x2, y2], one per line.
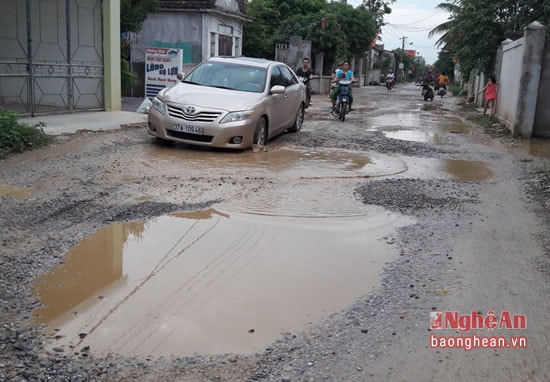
[151, 97, 166, 115]
[220, 110, 255, 124]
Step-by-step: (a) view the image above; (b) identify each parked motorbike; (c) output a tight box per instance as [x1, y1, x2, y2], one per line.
[332, 79, 353, 122]
[298, 76, 312, 109]
[386, 76, 395, 90]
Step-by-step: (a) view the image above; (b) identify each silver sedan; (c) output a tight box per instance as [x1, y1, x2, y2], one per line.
[147, 56, 306, 149]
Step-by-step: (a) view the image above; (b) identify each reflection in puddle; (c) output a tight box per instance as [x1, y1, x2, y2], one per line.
[33, 208, 411, 357]
[441, 159, 494, 182]
[146, 146, 406, 180]
[0, 184, 33, 199]
[401, 157, 495, 182]
[438, 120, 474, 135]
[383, 130, 448, 143]
[369, 113, 422, 129]
[509, 139, 550, 158]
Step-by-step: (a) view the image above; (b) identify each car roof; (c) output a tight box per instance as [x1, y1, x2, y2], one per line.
[206, 56, 284, 69]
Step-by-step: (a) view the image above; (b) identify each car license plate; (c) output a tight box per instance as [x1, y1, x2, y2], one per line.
[172, 124, 203, 135]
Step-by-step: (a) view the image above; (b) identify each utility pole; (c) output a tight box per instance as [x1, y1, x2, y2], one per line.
[398, 36, 407, 80]
[400, 36, 407, 53]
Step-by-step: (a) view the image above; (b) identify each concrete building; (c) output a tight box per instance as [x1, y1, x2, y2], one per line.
[129, 0, 249, 97]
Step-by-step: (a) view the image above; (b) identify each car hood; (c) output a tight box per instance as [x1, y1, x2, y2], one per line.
[161, 83, 263, 111]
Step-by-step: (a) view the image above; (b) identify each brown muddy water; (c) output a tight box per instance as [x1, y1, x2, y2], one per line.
[368, 113, 475, 144]
[402, 157, 495, 182]
[146, 146, 407, 180]
[0, 184, 33, 199]
[33, 208, 412, 357]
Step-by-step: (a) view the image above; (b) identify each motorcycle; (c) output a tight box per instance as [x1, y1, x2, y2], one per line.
[436, 84, 447, 97]
[417, 81, 434, 101]
[298, 76, 312, 109]
[332, 79, 353, 122]
[386, 76, 395, 90]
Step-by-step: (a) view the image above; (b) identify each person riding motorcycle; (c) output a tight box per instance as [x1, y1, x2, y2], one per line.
[330, 60, 355, 112]
[423, 69, 436, 85]
[296, 57, 314, 107]
[386, 68, 395, 88]
[437, 72, 449, 92]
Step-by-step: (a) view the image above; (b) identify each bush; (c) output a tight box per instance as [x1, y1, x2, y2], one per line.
[448, 83, 462, 96]
[0, 109, 53, 158]
[121, 59, 137, 96]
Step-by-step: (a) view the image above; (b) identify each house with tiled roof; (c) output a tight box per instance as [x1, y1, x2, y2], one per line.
[130, 0, 249, 96]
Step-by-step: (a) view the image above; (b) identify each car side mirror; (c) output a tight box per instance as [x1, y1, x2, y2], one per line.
[177, 72, 185, 81]
[270, 85, 285, 95]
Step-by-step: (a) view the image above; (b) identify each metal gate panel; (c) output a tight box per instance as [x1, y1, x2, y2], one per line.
[0, 0, 104, 116]
[70, 0, 104, 110]
[0, 1, 31, 113]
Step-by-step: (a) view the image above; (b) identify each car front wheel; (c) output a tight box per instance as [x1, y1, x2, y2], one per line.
[288, 104, 304, 133]
[253, 117, 268, 146]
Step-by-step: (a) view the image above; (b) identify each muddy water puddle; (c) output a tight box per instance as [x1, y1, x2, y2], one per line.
[381, 129, 448, 143]
[368, 113, 474, 143]
[33, 208, 411, 357]
[146, 146, 406, 179]
[403, 158, 496, 182]
[0, 184, 33, 199]
[509, 138, 550, 158]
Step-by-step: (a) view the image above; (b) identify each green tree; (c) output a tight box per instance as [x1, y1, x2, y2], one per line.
[120, 0, 159, 94]
[361, 0, 395, 30]
[244, 0, 378, 74]
[434, 51, 455, 81]
[430, 0, 550, 76]
[121, 0, 160, 35]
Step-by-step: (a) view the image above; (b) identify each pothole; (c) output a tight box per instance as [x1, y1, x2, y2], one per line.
[145, 146, 407, 179]
[0, 184, 33, 199]
[402, 158, 496, 182]
[382, 129, 448, 143]
[33, 208, 413, 357]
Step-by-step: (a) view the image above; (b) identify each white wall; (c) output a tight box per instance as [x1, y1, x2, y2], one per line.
[497, 38, 524, 130]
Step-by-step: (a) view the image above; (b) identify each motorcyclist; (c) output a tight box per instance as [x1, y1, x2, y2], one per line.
[330, 60, 355, 112]
[386, 68, 395, 88]
[423, 69, 435, 85]
[437, 72, 449, 92]
[296, 57, 314, 107]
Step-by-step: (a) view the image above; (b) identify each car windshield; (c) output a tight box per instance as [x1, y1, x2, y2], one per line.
[183, 62, 267, 93]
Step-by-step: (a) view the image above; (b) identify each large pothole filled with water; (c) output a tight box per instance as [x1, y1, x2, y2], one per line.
[33, 207, 413, 357]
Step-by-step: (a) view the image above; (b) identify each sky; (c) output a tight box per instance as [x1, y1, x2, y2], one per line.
[348, 0, 451, 64]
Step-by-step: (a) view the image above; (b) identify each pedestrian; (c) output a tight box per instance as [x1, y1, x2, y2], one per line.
[477, 75, 498, 117]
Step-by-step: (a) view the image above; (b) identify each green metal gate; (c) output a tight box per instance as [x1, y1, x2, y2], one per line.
[0, 0, 104, 116]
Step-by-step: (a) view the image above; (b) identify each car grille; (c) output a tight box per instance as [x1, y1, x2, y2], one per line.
[166, 129, 214, 143]
[167, 105, 222, 122]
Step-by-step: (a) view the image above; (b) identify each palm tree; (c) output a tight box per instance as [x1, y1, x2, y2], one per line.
[428, 1, 461, 51]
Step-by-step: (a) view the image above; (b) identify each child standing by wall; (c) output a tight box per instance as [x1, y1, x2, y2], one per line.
[478, 75, 498, 117]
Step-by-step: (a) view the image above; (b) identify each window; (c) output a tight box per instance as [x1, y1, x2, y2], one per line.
[278, 66, 298, 87]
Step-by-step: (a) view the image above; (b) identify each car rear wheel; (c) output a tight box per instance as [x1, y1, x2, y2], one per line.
[288, 104, 304, 133]
[253, 117, 268, 146]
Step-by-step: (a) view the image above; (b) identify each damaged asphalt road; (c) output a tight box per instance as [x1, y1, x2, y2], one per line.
[0, 84, 549, 381]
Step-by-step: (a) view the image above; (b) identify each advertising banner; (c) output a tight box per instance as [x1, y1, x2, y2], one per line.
[145, 47, 183, 98]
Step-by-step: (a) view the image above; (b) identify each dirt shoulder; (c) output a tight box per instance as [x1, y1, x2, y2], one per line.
[0, 85, 548, 381]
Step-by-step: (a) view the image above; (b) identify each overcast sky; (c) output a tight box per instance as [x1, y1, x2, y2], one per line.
[348, 0, 451, 64]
